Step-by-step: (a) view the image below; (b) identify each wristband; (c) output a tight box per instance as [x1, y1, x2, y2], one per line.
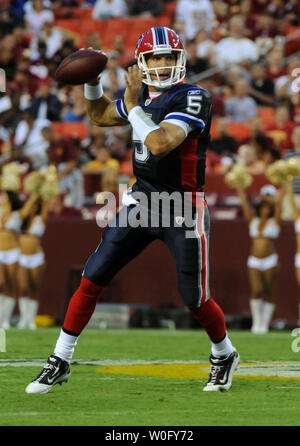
[84, 82, 103, 100]
[128, 106, 160, 144]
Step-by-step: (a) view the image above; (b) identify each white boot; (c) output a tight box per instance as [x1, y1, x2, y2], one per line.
[1, 296, 16, 329]
[260, 301, 275, 334]
[17, 297, 30, 329]
[26, 299, 39, 330]
[249, 299, 263, 334]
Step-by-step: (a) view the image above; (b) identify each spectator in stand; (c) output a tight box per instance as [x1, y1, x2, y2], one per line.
[200, 78, 225, 117]
[0, 0, 24, 37]
[62, 85, 86, 122]
[82, 146, 120, 172]
[14, 108, 50, 170]
[266, 47, 287, 80]
[29, 20, 63, 61]
[85, 32, 103, 52]
[25, 0, 54, 36]
[209, 116, 237, 157]
[0, 44, 16, 82]
[248, 61, 275, 106]
[12, 67, 39, 110]
[215, 15, 259, 68]
[53, 39, 77, 69]
[129, 0, 163, 18]
[175, 0, 217, 42]
[48, 194, 82, 217]
[282, 125, 300, 219]
[239, 0, 257, 38]
[236, 143, 266, 174]
[30, 78, 63, 121]
[252, 10, 278, 39]
[41, 126, 85, 208]
[267, 0, 298, 21]
[92, 0, 127, 20]
[11, 26, 31, 60]
[265, 103, 295, 155]
[185, 40, 209, 79]
[112, 35, 134, 69]
[81, 125, 107, 162]
[275, 57, 300, 107]
[0, 86, 21, 139]
[100, 51, 128, 99]
[225, 79, 258, 123]
[195, 29, 216, 67]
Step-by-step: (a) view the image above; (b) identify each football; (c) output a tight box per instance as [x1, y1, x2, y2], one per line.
[55, 49, 108, 85]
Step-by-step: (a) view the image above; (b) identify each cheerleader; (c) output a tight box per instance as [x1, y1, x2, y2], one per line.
[17, 167, 59, 329]
[236, 184, 284, 334]
[17, 197, 49, 329]
[286, 178, 300, 325]
[0, 164, 40, 329]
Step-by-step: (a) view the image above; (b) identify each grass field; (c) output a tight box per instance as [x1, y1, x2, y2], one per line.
[0, 327, 300, 427]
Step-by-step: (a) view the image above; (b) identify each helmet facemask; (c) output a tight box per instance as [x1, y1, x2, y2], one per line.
[137, 49, 186, 90]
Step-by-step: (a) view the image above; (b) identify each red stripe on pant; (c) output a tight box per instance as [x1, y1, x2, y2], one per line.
[63, 277, 104, 335]
[195, 195, 207, 303]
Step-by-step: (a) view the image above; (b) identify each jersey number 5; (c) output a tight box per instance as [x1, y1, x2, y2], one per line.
[186, 95, 202, 115]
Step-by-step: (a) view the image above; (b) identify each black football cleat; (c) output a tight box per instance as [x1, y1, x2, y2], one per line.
[203, 349, 240, 392]
[25, 355, 70, 394]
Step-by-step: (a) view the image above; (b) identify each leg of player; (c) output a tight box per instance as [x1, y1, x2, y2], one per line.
[25, 206, 153, 394]
[163, 202, 239, 392]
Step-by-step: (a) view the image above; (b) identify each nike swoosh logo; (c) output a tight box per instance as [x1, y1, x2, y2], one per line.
[46, 369, 61, 385]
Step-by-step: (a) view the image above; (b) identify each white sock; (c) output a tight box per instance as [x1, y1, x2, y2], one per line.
[1, 296, 16, 329]
[260, 301, 275, 333]
[211, 333, 234, 358]
[54, 329, 79, 363]
[17, 297, 30, 329]
[250, 298, 263, 334]
[26, 299, 39, 329]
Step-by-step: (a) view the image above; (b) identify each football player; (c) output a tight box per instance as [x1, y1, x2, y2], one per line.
[26, 27, 240, 394]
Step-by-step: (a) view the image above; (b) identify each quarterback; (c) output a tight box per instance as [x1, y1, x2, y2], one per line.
[26, 27, 240, 394]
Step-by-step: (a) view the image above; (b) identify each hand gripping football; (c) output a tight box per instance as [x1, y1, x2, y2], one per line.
[55, 49, 108, 85]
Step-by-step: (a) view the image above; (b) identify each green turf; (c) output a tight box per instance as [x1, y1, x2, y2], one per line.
[0, 328, 300, 426]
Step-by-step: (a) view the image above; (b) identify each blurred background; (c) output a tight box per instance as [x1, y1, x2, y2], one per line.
[0, 0, 300, 329]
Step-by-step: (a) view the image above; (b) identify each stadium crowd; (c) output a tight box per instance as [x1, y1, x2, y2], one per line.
[0, 0, 300, 215]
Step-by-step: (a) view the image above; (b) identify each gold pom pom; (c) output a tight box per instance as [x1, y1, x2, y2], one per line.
[0, 162, 22, 191]
[265, 160, 289, 184]
[286, 157, 300, 178]
[23, 172, 43, 194]
[224, 163, 253, 189]
[39, 166, 60, 199]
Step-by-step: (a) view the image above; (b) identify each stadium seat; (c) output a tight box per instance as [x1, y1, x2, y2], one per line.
[284, 25, 300, 56]
[125, 18, 158, 47]
[210, 121, 251, 142]
[80, 18, 107, 35]
[54, 19, 80, 33]
[155, 15, 173, 28]
[100, 18, 131, 49]
[51, 122, 88, 139]
[227, 122, 251, 142]
[258, 107, 275, 129]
